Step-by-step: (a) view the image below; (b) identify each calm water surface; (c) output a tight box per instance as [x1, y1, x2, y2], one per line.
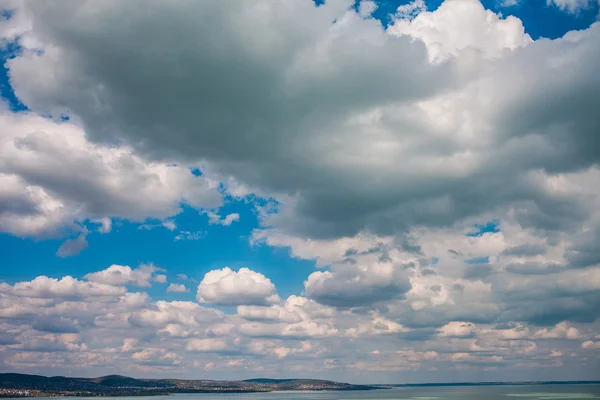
[7, 385, 600, 400]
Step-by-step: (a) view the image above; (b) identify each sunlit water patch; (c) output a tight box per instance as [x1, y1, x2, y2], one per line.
[506, 393, 599, 400]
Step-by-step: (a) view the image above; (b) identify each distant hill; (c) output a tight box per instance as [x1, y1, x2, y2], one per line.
[0, 373, 378, 397]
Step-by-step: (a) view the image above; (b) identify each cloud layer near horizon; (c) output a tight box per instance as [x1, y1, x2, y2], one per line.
[0, 261, 599, 382]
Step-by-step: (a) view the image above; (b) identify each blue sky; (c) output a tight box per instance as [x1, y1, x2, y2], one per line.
[0, 0, 599, 384]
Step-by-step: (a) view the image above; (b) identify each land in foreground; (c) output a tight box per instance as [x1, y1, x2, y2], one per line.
[0, 373, 377, 397]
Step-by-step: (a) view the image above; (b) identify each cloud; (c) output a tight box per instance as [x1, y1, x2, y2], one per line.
[0, 265, 597, 380]
[0, 275, 126, 299]
[127, 300, 224, 329]
[499, 0, 521, 7]
[238, 320, 339, 340]
[186, 338, 230, 353]
[167, 283, 188, 293]
[501, 243, 547, 257]
[84, 264, 165, 287]
[563, 226, 600, 268]
[32, 317, 80, 334]
[207, 212, 240, 226]
[197, 267, 280, 306]
[237, 295, 334, 324]
[304, 262, 411, 308]
[0, 333, 20, 346]
[388, 0, 532, 61]
[121, 338, 138, 353]
[174, 231, 206, 241]
[91, 218, 112, 234]
[547, 0, 596, 14]
[437, 321, 477, 338]
[0, 111, 222, 239]
[394, 0, 427, 20]
[358, 1, 377, 18]
[2, 0, 600, 250]
[131, 348, 178, 364]
[162, 220, 177, 231]
[533, 322, 581, 340]
[257, 217, 600, 328]
[56, 228, 88, 257]
[345, 315, 409, 338]
[581, 340, 600, 349]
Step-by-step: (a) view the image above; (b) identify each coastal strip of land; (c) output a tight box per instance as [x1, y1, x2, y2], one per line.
[0, 373, 378, 397]
[2, 373, 599, 398]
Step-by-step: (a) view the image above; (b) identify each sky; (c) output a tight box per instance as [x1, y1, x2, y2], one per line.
[0, 0, 600, 385]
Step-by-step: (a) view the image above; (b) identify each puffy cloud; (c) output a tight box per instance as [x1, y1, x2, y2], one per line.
[238, 305, 301, 324]
[84, 264, 165, 287]
[437, 321, 477, 338]
[257, 215, 600, 328]
[549, 349, 563, 357]
[246, 339, 318, 359]
[533, 322, 581, 340]
[237, 295, 334, 324]
[2, 0, 599, 249]
[167, 283, 188, 293]
[0, 111, 222, 239]
[0, 265, 597, 380]
[0, 0, 450, 242]
[128, 300, 224, 329]
[351, 349, 438, 372]
[0, 276, 126, 299]
[197, 267, 280, 306]
[207, 212, 240, 226]
[130, 348, 182, 366]
[581, 340, 600, 349]
[304, 262, 411, 308]
[238, 320, 339, 339]
[186, 338, 230, 353]
[388, 0, 532, 62]
[395, 0, 427, 20]
[345, 315, 409, 338]
[121, 338, 137, 353]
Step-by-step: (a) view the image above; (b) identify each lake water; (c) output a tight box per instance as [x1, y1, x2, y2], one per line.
[7, 385, 600, 400]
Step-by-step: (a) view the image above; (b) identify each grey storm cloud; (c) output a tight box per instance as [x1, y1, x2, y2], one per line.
[501, 243, 547, 257]
[304, 263, 412, 308]
[5, 0, 598, 242]
[0, 333, 20, 345]
[32, 317, 80, 334]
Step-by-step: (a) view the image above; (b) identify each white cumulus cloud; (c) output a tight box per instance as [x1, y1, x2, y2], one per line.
[197, 267, 280, 306]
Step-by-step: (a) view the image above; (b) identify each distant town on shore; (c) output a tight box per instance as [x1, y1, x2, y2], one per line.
[0, 373, 378, 397]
